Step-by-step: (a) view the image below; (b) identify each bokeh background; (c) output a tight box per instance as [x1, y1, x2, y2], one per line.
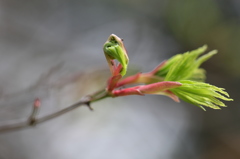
[0, 0, 239, 159]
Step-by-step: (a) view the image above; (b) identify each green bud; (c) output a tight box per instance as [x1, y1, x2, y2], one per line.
[103, 34, 129, 76]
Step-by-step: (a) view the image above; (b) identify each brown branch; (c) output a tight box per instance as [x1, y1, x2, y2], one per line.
[0, 89, 109, 133]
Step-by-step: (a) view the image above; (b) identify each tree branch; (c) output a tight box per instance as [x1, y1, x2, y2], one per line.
[0, 89, 109, 133]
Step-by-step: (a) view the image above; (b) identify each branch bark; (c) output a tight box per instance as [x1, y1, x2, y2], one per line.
[0, 89, 109, 133]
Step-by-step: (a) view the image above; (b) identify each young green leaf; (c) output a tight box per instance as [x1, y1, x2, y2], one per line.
[170, 80, 233, 110]
[155, 45, 217, 82]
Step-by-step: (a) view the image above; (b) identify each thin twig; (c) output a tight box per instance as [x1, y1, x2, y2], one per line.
[0, 89, 109, 133]
[28, 98, 41, 126]
[36, 100, 88, 124]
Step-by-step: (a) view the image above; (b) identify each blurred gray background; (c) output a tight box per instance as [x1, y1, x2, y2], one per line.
[0, 0, 239, 159]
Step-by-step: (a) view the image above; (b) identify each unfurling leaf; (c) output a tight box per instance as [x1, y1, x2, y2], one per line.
[155, 45, 217, 82]
[170, 80, 233, 110]
[103, 34, 129, 76]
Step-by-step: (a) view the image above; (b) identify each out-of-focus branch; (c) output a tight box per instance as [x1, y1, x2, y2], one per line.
[0, 89, 108, 133]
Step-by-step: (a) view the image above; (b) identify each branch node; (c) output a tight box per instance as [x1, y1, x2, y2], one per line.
[29, 118, 37, 126]
[85, 102, 93, 111]
[80, 95, 93, 111]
